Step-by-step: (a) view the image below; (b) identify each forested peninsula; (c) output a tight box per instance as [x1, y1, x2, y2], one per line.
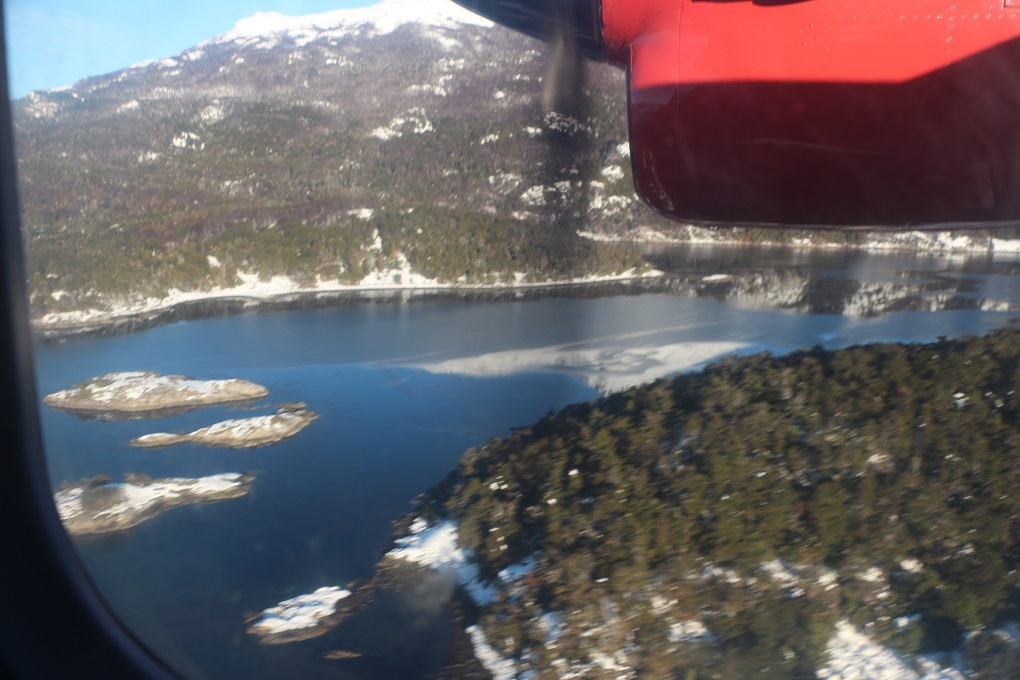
[407, 328, 1020, 679]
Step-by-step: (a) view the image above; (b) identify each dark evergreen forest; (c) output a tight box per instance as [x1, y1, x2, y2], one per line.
[415, 329, 1020, 678]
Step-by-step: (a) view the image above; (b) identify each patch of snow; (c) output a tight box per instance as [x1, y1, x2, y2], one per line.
[54, 473, 247, 522]
[387, 519, 535, 608]
[538, 611, 565, 645]
[366, 229, 383, 251]
[407, 79, 451, 97]
[859, 567, 885, 583]
[900, 558, 924, 574]
[669, 620, 715, 644]
[348, 208, 375, 221]
[207, 255, 221, 268]
[386, 520, 497, 604]
[370, 107, 433, 140]
[207, 0, 493, 50]
[818, 570, 840, 591]
[843, 282, 931, 318]
[54, 487, 84, 520]
[488, 172, 522, 193]
[498, 558, 537, 583]
[701, 564, 744, 584]
[866, 452, 891, 468]
[359, 253, 439, 288]
[129, 58, 158, 70]
[467, 625, 517, 680]
[760, 559, 805, 596]
[520, 185, 546, 207]
[370, 126, 400, 141]
[862, 231, 986, 254]
[324, 54, 351, 67]
[199, 103, 225, 124]
[25, 92, 59, 119]
[117, 100, 140, 114]
[590, 651, 634, 675]
[601, 165, 625, 182]
[436, 57, 465, 71]
[544, 111, 588, 135]
[991, 622, 1020, 646]
[817, 620, 966, 680]
[171, 131, 204, 150]
[895, 614, 923, 630]
[588, 181, 634, 216]
[991, 238, 1020, 253]
[249, 586, 351, 635]
[479, 133, 500, 145]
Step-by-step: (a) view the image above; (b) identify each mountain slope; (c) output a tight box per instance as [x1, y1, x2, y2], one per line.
[14, 0, 1020, 323]
[14, 0, 644, 319]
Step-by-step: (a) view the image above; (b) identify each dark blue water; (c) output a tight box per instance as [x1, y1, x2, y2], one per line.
[32, 251, 1020, 680]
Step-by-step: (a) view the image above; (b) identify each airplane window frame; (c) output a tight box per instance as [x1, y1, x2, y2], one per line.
[2, 3, 1017, 679]
[0, 5, 176, 679]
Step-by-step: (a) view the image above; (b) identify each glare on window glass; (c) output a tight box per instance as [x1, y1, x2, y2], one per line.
[10, 0, 1020, 678]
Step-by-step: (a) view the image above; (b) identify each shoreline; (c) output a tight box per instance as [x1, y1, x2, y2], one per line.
[31, 271, 667, 342]
[578, 228, 1020, 254]
[31, 232, 1020, 343]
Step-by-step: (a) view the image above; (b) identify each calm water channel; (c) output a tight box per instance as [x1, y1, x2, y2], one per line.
[33, 244, 1020, 680]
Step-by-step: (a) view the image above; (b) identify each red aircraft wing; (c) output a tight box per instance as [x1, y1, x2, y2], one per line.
[455, 0, 1020, 227]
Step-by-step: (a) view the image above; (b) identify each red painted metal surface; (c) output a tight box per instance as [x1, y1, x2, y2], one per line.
[602, 0, 1020, 226]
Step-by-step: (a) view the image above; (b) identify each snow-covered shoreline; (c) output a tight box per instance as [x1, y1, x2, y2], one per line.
[579, 227, 1020, 255]
[34, 228, 1020, 341]
[385, 518, 540, 679]
[32, 269, 664, 339]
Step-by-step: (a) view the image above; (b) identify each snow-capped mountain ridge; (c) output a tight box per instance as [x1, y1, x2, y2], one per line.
[207, 0, 493, 48]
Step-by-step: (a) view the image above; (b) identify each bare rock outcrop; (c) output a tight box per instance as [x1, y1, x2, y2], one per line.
[43, 371, 268, 417]
[130, 404, 318, 449]
[54, 472, 254, 536]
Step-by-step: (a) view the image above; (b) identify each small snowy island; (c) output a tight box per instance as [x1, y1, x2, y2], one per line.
[247, 586, 352, 645]
[43, 371, 268, 418]
[54, 472, 254, 536]
[130, 404, 318, 449]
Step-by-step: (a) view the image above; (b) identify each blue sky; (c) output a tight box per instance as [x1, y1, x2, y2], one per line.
[4, 0, 376, 98]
